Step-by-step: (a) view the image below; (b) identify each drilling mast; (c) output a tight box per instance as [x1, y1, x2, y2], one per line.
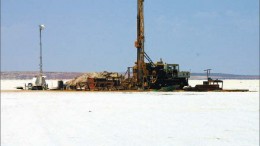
[135, 0, 145, 87]
[123, 0, 190, 90]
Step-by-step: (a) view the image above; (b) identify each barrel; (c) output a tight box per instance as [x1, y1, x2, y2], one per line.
[58, 80, 64, 90]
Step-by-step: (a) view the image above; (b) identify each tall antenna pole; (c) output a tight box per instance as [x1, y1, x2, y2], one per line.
[39, 24, 45, 76]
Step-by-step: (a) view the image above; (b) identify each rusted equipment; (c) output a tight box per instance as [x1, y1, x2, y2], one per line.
[184, 69, 224, 91]
[135, 0, 145, 88]
[60, 0, 191, 91]
[123, 0, 190, 90]
[86, 77, 122, 91]
[66, 72, 124, 91]
[87, 78, 95, 90]
[123, 61, 190, 90]
[194, 81, 223, 91]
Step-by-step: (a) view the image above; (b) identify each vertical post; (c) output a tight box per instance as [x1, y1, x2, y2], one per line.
[128, 67, 131, 80]
[204, 69, 212, 81]
[39, 27, 42, 76]
[39, 24, 45, 77]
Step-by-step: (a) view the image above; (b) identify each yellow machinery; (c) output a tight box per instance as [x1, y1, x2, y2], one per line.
[123, 0, 190, 90]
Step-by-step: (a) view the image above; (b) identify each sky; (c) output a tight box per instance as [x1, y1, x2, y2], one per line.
[1, 0, 259, 75]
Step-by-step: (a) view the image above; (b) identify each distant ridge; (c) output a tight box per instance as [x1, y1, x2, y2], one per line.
[1, 71, 83, 80]
[190, 73, 259, 80]
[1, 71, 259, 80]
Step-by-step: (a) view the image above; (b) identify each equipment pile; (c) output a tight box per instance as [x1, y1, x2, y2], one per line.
[66, 71, 124, 91]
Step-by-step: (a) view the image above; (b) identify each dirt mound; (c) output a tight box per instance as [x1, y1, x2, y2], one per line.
[66, 71, 120, 86]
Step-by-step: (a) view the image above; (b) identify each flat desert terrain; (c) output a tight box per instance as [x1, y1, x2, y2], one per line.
[1, 80, 259, 146]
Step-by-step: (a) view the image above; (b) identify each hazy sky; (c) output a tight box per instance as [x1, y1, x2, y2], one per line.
[2, 0, 259, 75]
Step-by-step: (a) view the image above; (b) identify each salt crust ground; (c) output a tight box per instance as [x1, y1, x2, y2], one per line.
[1, 80, 259, 146]
[1, 79, 259, 92]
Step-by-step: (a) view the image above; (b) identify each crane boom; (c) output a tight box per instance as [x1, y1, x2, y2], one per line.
[135, 0, 145, 87]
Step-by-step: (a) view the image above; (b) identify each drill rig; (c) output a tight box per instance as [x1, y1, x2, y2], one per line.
[123, 0, 190, 90]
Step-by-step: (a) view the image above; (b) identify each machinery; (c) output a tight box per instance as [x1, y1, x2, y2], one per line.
[26, 75, 48, 90]
[123, 0, 190, 90]
[51, 0, 190, 91]
[26, 24, 48, 90]
[184, 69, 223, 91]
[65, 72, 124, 91]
